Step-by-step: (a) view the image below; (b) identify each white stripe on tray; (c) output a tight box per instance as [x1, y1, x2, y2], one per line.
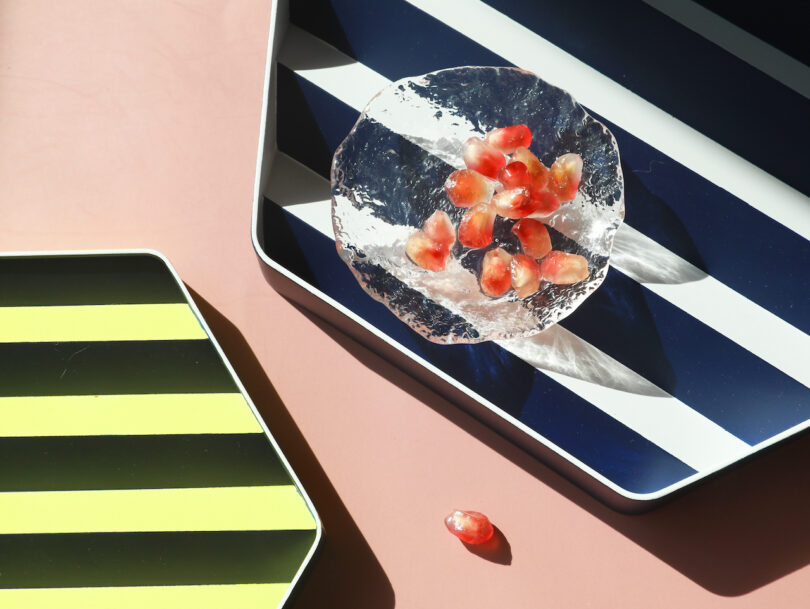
[642, 0, 810, 99]
[402, 0, 810, 241]
[267, 151, 750, 472]
[278, 25, 810, 390]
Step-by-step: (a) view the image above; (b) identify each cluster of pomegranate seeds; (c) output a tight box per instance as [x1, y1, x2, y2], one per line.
[406, 124, 588, 297]
[444, 509, 494, 545]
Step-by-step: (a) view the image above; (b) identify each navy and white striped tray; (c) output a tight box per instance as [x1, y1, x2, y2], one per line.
[251, 0, 810, 511]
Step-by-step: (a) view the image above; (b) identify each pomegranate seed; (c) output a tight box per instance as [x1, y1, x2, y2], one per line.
[512, 219, 552, 259]
[528, 188, 561, 216]
[423, 210, 456, 249]
[497, 161, 531, 189]
[480, 248, 513, 297]
[444, 169, 495, 207]
[462, 137, 506, 179]
[512, 146, 549, 191]
[491, 187, 537, 219]
[405, 232, 451, 272]
[548, 153, 583, 202]
[458, 203, 496, 249]
[486, 124, 532, 154]
[540, 251, 589, 284]
[510, 254, 542, 298]
[444, 509, 494, 545]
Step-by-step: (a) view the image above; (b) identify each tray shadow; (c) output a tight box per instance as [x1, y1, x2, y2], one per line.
[187, 287, 395, 609]
[287, 291, 810, 597]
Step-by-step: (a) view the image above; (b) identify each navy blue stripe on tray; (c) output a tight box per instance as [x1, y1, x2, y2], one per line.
[564, 269, 810, 445]
[264, 199, 696, 493]
[276, 64, 810, 334]
[290, 0, 810, 197]
[605, 115, 810, 334]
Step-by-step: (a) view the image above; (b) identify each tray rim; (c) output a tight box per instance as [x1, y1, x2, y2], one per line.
[1, 246, 323, 607]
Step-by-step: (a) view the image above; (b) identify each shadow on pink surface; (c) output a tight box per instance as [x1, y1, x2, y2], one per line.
[187, 287, 395, 609]
[283, 291, 810, 597]
[461, 526, 512, 566]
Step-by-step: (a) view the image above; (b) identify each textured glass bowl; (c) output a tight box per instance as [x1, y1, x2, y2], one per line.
[331, 66, 624, 344]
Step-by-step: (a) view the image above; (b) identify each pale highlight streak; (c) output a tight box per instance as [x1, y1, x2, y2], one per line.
[0, 584, 290, 609]
[0, 393, 262, 437]
[0, 486, 317, 534]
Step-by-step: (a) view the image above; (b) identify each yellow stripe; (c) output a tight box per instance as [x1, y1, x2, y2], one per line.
[0, 304, 207, 342]
[0, 584, 290, 609]
[0, 486, 316, 534]
[0, 393, 262, 437]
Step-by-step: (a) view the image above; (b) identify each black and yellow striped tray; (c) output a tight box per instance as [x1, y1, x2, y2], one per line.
[0, 251, 321, 608]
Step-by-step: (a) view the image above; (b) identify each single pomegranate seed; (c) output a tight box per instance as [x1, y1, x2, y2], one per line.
[423, 210, 456, 249]
[512, 146, 549, 191]
[444, 169, 495, 207]
[486, 124, 532, 154]
[540, 251, 589, 284]
[444, 509, 494, 545]
[528, 188, 561, 216]
[462, 137, 506, 179]
[512, 219, 552, 259]
[491, 187, 537, 219]
[510, 254, 542, 298]
[548, 153, 583, 202]
[480, 248, 513, 297]
[405, 232, 451, 272]
[497, 161, 531, 189]
[458, 203, 496, 249]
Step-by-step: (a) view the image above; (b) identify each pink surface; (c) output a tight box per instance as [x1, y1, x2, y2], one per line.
[2, 2, 809, 607]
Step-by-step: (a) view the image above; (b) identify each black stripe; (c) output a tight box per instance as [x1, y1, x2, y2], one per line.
[0, 434, 292, 492]
[277, 63, 359, 178]
[0, 254, 186, 306]
[0, 340, 238, 397]
[0, 530, 316, 588]
[693, 1, 809, 65]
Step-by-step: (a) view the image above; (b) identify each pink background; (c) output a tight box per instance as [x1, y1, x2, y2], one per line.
[2, 2, 810, 606]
